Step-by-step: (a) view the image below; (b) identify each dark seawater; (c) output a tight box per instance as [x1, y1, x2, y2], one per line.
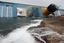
[0, 17, 42, 43]
[0, 17, 41, 36]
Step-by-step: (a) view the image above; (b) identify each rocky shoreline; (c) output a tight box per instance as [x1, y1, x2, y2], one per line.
[28, 15, 64, 43]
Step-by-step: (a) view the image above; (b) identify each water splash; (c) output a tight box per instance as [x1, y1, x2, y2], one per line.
[28, 27, 64, 43]
[0, 19, 42, 43]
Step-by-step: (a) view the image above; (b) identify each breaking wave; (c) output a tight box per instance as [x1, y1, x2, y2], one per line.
[0, 19, 42, 43]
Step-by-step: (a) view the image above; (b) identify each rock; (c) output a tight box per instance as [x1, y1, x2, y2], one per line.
[28, 15, 64, 43]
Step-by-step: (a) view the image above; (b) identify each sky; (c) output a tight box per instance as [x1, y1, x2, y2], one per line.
[0, 0, 64, 9]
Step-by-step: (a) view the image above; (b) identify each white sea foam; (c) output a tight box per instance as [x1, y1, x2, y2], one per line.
[0, 19, 42, 43]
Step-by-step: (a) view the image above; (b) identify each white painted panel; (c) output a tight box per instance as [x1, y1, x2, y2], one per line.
[0, 6, 13, 17]
[3, 6, 7, 17]
[0, 6, 2, 17]
[57, 11, 61, 16]
[7, 7, 8, 17]
[8, 7, 13, 17]
[1, 6, 3, 17]
[17, 8, 27, 16]
[10, 7, 13, 17]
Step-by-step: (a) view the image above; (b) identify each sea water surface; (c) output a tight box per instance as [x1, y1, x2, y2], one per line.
[0, 17, 64, 43]
[0, 17, 42, 43]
